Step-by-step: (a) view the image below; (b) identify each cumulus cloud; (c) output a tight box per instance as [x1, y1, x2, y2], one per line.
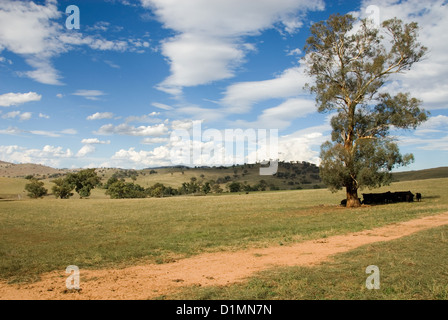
[76, 144, 96, 157]
[1, 111, 32, 121]
[141, 0, 324, 95]
[19, 112, 32, 121]
[110, 146, 173, 167]
[0, 92, 41, 107]
[0, 144, 73, 167]
[87, 112, 115, 120]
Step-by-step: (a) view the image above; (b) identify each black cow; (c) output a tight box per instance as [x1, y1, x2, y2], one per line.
[363, 191, 415, 204]
[416, 193, 422, 202]
[393, 191, 414, 202]
[362, 193, 389, 205]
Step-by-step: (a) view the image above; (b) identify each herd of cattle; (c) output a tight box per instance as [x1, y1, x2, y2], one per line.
[341, 191, 422, 206]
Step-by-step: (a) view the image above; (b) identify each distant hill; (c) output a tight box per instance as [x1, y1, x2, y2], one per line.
[98, 161, 324, 191]
[0, 161, 67, 178]
[391, 167, 448, 182]
[1, 158, 447, 191]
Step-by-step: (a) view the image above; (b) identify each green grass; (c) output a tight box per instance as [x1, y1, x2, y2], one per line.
[1, 178, 447, 284]
[166, 225, 448, 300]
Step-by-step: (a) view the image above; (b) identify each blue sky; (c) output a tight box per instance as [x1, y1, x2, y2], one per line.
[0, 0, 447, 170]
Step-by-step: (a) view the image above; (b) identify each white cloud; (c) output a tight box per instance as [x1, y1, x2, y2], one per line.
[287, 48, 302, 56]
[2, 111, 20, 119]
[0, 92, 41, 107]
[107, 121, 330, 168]
[170, 120, 194, 131]
[141, 137, 170, 144]
[276, 124, 331, 164]
[1, 110, 32, 121]
[221, 66, 310, 113]
[125, 112, 161, 123]
[152, 102, 174, 110]
[0, 0, 148, 85]
[28, 130, 61, 138]
[95, 123, 169, 136]
[396, 115, 448, 152]
[0, 126, 77, 137]
[174, 105, 225, 122]
[111, 146, 173, 167]
[0, 56, 12, 64]
[76, 144, 96, 157]
[0, 127, 23, 135]
[233, 98, 316, 130]
[19, 112, 32, 121]
[87, 112, 115, 120]
[0, 144, 73, 167]
[60, 129, 78, 135]
[141, 0, 324, 95]
[73, 90, 106, 101]
[104, 60, 120, 69]
[39, 113, 50, 119]
[81, 138, 111, 145]
[156, 34, 248, 94]
[359, 0, 448, 110]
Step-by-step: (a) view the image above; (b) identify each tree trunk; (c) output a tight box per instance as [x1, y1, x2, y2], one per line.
[346, 183, 361, 208]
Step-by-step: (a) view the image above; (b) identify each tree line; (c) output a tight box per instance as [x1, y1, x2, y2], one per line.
[24, 169, 281, 199]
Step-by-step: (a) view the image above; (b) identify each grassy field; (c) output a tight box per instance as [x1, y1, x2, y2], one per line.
[1, 177, 448, 289]
[167, 225, 448, 300]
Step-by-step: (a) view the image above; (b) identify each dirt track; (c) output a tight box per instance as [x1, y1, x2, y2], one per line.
[1, 212, 448, 300]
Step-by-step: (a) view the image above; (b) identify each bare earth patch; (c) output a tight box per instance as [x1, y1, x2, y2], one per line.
[1, 212, 448, 300]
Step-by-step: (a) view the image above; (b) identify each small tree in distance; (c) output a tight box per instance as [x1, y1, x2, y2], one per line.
[65, 169, 101, 198]
[51, 178, 74, 199]
[304, 14, 429, 207]
[25, 179, 48, 199]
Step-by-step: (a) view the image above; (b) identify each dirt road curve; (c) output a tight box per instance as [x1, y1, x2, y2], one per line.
[2, 212, 448, 300]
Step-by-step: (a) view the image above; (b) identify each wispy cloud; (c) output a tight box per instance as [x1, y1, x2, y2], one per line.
[152, 102, 174, 110]
[73, 90, 106, 101]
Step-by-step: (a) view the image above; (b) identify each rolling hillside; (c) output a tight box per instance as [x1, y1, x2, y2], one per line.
[1, 159, 447, 196]
[391, 167, 448, 182]
[0, 161, 67, 178]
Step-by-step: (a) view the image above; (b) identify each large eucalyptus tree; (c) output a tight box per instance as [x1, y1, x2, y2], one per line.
[304, 14, 428, 207]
